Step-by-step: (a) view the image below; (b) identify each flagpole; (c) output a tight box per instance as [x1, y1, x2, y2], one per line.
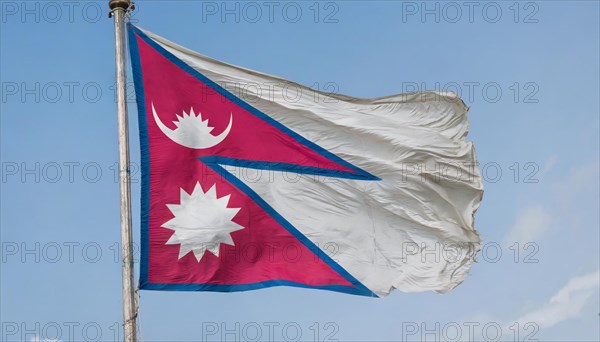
[109, 0, 137, 341]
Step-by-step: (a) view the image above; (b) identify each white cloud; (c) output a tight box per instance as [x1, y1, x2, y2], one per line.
[504, 205, 552, 245]
[511, 270, 600, 329]
[553, 162, 599, 201]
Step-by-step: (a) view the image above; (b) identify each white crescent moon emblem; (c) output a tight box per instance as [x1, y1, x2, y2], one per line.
[151, 102, 232, 149]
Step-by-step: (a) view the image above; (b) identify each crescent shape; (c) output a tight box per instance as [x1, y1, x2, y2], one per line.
[152, 102, 233, 149]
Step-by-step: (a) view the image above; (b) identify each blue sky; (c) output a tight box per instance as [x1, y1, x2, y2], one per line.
[1, 1, 599, 341]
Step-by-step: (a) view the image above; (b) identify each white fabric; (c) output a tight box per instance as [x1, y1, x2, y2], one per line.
[142, 28, 484, 297]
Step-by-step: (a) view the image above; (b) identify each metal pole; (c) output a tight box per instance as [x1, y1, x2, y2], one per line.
[109, 1, 137, 341]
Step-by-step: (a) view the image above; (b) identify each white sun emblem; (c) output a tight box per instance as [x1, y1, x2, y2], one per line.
[162, 182, 244, 261]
